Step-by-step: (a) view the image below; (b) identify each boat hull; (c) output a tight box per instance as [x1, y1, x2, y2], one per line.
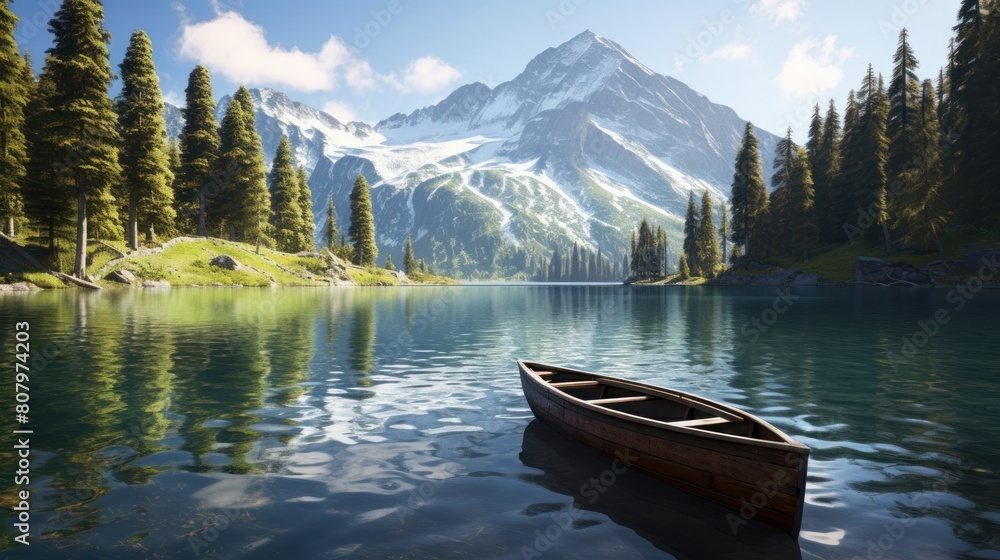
[519, 362, 808, 538]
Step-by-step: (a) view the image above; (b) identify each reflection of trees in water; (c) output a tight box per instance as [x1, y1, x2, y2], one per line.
[30, 294, 127, 540]
[266, 312, 317, 408]
[348, 291, 377, 385]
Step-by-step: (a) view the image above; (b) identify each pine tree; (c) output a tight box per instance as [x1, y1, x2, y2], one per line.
[117, 30, 174, 250]
[403, 231, 416, 274]
[730, 122, 769, 261]
[697, 191, 721, 277]
[23, 58, 73, 250]
[887, 28, 922, 192]
[177, 65, 218, 237]
[267, 137, 305, 252]
[348, 174, 376, 266]
[166, 137, 181, 179]
[678, 254, 690, 280]
[295, 165, 315, 251]
[788, 147, 817, 261]
[806, 104, 823, 172]
[213, 87, 270, 252]
[898, 80, 949, 257]
[816, 99, 842, 241]
[770, 128, 797, 255]
[0, 3, 27, 237]
[718, 202, 729, 265]
[951, 0, 1000, 224]
[384, 254, 395, 271]
[47, 0, 122, 278]
[682, 192, 700, 275]
[571, 242, 580, 280]
[324, 196, 337, 250]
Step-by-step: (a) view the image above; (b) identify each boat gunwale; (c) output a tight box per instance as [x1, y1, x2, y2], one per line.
[518, 360, 809, 454]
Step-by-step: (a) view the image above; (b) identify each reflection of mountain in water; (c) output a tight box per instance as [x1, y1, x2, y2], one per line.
[519, 420, 802, 560]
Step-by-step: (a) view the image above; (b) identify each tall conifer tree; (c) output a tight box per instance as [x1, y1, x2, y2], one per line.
[730, 122, 769, 261]
[268, 136, 304, 252]
[683, 192, 700, 275]
[177, 65, 218, 236]
[697, 191, 721, 277]
[47, 0, 122, 278]
[348, 174, 376, 266]
[296, 165, 315, 250]
[0, 2, 27, 237]
[117, 30, 174, 249]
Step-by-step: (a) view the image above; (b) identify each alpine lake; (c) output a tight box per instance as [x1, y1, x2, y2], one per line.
[1, 284, 998, 559]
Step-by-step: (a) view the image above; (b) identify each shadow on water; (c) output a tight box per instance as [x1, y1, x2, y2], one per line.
[518, 420, 803, 560]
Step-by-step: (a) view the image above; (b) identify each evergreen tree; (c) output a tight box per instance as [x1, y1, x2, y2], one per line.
[267, 136, 305, 252]
[348, 174, 376, 266]
[656, 226, 668, 276]
[788, 147, 817, 261]
[550, 247, 562, 281]
[770, 128, 797, 255]
[887, 28, 922, 191]
[384, 254, 395, 271]
[324, 196, 337, 250]
[177, 65, 218, 237]
[47, 0, 122, 278]
[682, 192, 700, 275]
[403, 231, 416, 274]
[806, 104, 823, 171]
[23, 58, 74, 250]
[295, 165, 315, 250]
[678, 254, 690, 280]
[166, 137, 181, 179]
[117, 30, 174, 249]
[730, 122, 769, 261]
[697, 191, 721, 277]
[0, 3, 27, 237]
[897, 80, 949, 257]
[268, 136, 306, 253]
[816, 99, 842, 241]
[951, 0, 1000, 224]
[213, 87, 270, 252]
[846, 66, 891, 251]
[718, 202, 729, 265]
[571, 242, 580, 280]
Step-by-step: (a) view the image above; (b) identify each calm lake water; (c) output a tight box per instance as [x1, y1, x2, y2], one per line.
[1, 285, 999, 559]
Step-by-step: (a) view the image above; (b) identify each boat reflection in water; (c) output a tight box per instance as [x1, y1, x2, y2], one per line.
[519, 420, 803, 560]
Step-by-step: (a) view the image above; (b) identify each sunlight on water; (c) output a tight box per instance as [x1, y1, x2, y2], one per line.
[1, 285, 998, 559]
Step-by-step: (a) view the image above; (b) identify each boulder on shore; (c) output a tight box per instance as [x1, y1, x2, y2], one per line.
[961, 249, 1000, 274]
[210, 255, 243, 271]
[854, 256, 933, 286]
[142, 280, 171, 289]
[105, 269, 137, 284]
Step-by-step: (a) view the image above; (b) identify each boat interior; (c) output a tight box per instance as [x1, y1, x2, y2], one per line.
[528, 365, 784, 442]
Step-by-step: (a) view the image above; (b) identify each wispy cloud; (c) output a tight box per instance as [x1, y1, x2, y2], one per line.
[177, 10, 461, 95]
[750, 0, 806, 25]
[702, 39, 751, 63]
[775, 35, 854, 97]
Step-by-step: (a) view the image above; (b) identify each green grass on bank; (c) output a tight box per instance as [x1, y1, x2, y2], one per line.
[347, 266, 400, 286]
[407, 271, 459, 285]
[102, 239, 324, 287]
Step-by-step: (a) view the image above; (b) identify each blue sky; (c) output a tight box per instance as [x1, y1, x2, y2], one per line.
[12, 0, 960, 142]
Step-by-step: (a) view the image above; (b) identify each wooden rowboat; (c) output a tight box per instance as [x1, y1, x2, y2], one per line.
[518, 360, 810, 538]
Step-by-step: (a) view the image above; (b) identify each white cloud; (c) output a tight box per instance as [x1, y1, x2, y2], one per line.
[388, 56, 464, 94]
[162, 90, 184, 107]
[750, 0, 805, 25]
[177, 11, 460, 95]
[702, 40, 751, 62]
[775, 35, 854, 97]
[322, 100, 360, 124]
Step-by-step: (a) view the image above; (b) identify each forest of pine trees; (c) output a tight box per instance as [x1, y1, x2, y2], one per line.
[0, 0, 334, 277]
[728, 10, 999, 265]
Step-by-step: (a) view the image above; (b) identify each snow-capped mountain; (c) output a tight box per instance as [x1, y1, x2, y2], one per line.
[166, 30, 780, 277]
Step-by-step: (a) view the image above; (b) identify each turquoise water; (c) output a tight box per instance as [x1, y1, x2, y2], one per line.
[1, 285, 998, 559]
